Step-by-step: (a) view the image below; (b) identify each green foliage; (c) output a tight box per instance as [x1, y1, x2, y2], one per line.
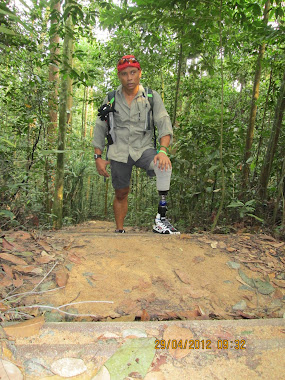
[0, 0, 284, 233]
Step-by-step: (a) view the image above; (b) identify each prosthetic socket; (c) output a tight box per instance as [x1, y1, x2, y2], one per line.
[153, 162, 172, 219]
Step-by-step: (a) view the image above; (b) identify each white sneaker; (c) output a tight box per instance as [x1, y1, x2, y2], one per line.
[153, 214, 180, 235]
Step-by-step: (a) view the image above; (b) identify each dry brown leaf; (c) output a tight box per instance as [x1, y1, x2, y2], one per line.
[177, 310, 201, 319]
[34, 255, 55, 264]
[185, 286, 209, 299]
[269, 241, 284, 248]
[272, 279, 285, 288]
[163, 325, 194, 359]
[1, 237, 14, 251]
[13, 273, 23, 288]
[56, 270, 69, 287]
[151, 355, 167, 372]
[0, 253, 28, 265]
[273, 289, 284, 299]
[13, 265, 38, 274]
[1, 276, 13, 287]
[3, 316, 45, 338]
[226, 247, 237, 252]
[67, 253, 81, 264]
[37, 239, 51, 252]
[141, 309, 150, 321]
[174, 269, 190, 284]
[2, 264, 13, 279]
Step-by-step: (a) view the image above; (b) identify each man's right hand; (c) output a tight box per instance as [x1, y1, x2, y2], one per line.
[95, 158, 110, 177]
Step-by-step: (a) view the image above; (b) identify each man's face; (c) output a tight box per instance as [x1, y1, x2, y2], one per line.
[118, 67, 141, 91]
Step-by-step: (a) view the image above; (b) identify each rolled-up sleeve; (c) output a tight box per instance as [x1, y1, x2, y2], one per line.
[153, 91, 173, 145]
[92, 96, 108, 151]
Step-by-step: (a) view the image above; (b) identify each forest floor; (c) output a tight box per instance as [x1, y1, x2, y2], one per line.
[1, 220, 285, 323]
[1, 220, 285, 379]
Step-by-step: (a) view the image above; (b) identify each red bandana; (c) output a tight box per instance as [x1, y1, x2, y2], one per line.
[117, 55, 141, 72]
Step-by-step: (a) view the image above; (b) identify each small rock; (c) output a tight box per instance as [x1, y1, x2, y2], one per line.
[122, 329, 147, 338]
[232, 300, 247, 311]
[51, 358, 87, 377]
[24, 358, 52, 377]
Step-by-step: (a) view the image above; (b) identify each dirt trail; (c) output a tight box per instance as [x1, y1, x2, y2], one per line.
[1, 220, 283, 322]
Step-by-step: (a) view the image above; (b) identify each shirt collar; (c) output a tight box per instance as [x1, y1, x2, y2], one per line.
[117, 84, 145, 98]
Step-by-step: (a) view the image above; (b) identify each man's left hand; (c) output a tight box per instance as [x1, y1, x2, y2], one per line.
[153, 152, 172, 171]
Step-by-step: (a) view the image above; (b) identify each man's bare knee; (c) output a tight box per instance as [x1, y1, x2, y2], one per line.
[115, 187, 129, 201]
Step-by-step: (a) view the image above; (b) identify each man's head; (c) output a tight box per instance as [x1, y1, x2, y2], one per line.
[117, 55, 141, 72]
[117, 55, 141, 92]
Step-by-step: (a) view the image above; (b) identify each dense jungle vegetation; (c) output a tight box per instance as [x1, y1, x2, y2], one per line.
[0, 0, 284, 236]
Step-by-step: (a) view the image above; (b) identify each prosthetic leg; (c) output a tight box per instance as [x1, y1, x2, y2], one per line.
[152, 163, 180, 234]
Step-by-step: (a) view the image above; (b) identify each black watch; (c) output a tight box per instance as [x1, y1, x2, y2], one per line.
[94, 154, 102, 160]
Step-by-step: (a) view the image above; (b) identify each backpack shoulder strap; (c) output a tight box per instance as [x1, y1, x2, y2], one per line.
[145, 87, 154, 111]
[108, 90, 116, 109]
[144, 87, 157, 149]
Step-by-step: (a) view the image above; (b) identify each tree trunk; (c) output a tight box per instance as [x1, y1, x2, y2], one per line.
[45, 0, 60, 214]
[52, 1, 73, 229]
[172, 42, 183, 127]
[258, 67, 285, 200]
[242, 0, 270, 188]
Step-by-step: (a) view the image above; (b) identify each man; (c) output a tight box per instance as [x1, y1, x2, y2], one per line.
[92, 54, 179, 234]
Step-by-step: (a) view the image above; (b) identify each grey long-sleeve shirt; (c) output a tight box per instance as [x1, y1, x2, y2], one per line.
[92, 84, 173, 163]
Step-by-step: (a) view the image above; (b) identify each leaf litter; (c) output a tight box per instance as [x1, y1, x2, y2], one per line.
[0, 223, 284, 324]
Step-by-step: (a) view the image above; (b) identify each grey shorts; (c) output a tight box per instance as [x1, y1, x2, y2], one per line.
[110, 148, 157, 189]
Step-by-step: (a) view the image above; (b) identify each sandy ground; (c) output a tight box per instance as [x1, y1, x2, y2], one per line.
[17, 220, 285, 322]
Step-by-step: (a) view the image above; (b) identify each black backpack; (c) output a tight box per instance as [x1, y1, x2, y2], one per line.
[107, 87, 157, 148]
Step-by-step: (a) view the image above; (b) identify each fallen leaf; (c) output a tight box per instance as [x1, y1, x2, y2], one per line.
[56, 270, 69, 287]
[3, 316, 45, 338]
[13, 273, 23, 288]
[92, 366, 111, 380]
[151, 355, 167, 372]
[177, 309, 201, 319]
[37, 240, 51, 252]
[0, 253, 28, 265]
[13, 265, 42, 274]
[141, 309, 150, 321]
[1, 237, 15, 251]
[68, 253, 81, 264]
[273, 289, 284, 299]
[34, 255, 55, 264]
[104, 338, 155, 379]
[185, 287, 209, 299]
[174, 269, 190, 284]
[0, 359, 23, 380]
[2, 264, 14, 279]
[163, 325, 194, 359]
[211, 241, 218, 249]
[226, 247, 237, 252]
[272, 279, 285, 288]
[1, 276, 13, 287]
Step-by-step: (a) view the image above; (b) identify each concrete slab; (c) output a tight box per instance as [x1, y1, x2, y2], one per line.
[4, 318, 285, 379]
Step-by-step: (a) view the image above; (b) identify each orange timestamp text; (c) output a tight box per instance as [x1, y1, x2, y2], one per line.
[155, 339, 246, 350]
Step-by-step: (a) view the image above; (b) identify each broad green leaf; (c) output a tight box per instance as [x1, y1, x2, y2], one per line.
[0, 210, 15, 219]
[0, 25, 15, 35]
[104, 338, 156, 380]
